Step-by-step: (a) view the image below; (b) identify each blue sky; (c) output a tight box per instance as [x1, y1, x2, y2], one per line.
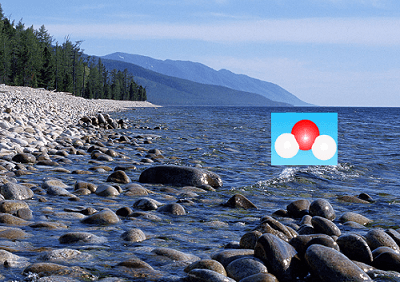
[2, 0, 400, 106]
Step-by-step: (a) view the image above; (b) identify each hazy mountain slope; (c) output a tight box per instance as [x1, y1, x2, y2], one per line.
[100, 58, 291, 106]
[102, 52, 310, 106]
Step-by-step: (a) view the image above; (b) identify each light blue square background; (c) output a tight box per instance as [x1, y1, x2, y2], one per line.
[271, 113, 338, 165]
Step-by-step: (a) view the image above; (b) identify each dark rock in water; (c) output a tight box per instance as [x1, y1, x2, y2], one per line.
[151, 247, 200, 262]
[339, 211, 372, 226]
[184, 259, 226, 275]
[59, 232, 107, 244]
[240, 231, 263, 249]
[95, 185, 120, 197]
[0, 182, 34, 200]
[115, 258, 153, 269]
[311, 216, 341, 237]
[238, 273, 279, 282]
[373, 251, 400, 272]
[386, 229, 400, 247]
[223, 194, 257, 209]
[121, 228, 146, 242]
[42, 179, 72, 196]
[336, 233, 373, 264]
[289, 234, 333, 258]
[116, 206, 133, 217]
[12, 153, 36, 164]
[287, 199, 310, 218]
[372, 246, 397, 259]
[226, 257, 268, 281]
[187, 269, 236, 282]
[254, 233, 300, 281]
[81, 209, 120, 225]
[157, 203, 186, 215]
[211, 249, 255, 267]
[309, 199, 335, 220]
[260, 215, 296, 240]
[365, 228, 400, 251]
[23, 262, 68, 275]
[107, 170, 131, 184]
[305, 244, 372, 281]
[337, 195, 370, 204]
[358, 193, 374, 202]
[139, 165, 223, 188]
[133, 197, 162, 211]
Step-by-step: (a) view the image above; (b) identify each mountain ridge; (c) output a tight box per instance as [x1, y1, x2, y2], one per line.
[102, 52, 310, 106]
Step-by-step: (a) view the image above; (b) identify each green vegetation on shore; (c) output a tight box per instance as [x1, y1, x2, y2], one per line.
[0, 5, 146, 101]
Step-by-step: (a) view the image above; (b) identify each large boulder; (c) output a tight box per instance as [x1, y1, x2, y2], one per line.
[139, 165, 222, 188]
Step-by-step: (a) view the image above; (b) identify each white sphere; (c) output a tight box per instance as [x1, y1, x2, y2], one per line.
[312, 135, 336, 161]
[274, 133, 299, 158]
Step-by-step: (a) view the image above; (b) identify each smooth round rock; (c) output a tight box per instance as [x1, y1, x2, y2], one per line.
[309, 199, 335, 220]
[121, 228, 146, 242]
[95, 185, 120, 197]
[240, 230, 263, 249]
[42, 180, 71, 196]
[184, 259, 226, 276]
[0, 200, 29, 213]
[59, 232, 107, 244]
[305, 244, 372, 282]
[287, 199, 310, 218]
[223, 194, 257, 209]
[211, 249, 255, 267]
[187, 269, 236, 282]
[311, 216, 341, 237]
[81, 209, 119, 225]
[373, 251, 400, 272]
[107, 170, 131, 184]
[365, 228, 400, 251]
[157, 203, 186, 215]
[226, 257, 268, 281]
[41, 249, 82, 261]
[238, 273, 278, 282]
[0, 183, 34, 200]
[306, 236, 340, 252]
[12, 153, 36, 164]
[254, 233, 299, 282]
[133, 197, 161, 211]
[289, 234, 333, 258]
[336, 233, 373, 263]
[115, 258, 153, 269]
[139, 165, 223, 188]
[151, 247, 200, 262]
[339, 212, 372, 226]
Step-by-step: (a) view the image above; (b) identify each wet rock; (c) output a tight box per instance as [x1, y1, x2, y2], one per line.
[289, 234, 331, 258]
[287, 199, 310, 218]
[226, 257, 268, 281]
[115, 258, 153, 269]
[41, 249, 83, 261]
[240, 230, 263, 249]
[152, 247, 200, 263]
[365, 228, 400, 251]
[260, 215, 296, 240]
[0, 249, 29, 266]
[339, 211, 372, 225]
[0, 200, 29, 213]
[42, 179, 72, 196]
[222, 194, 257, 209]
[372, 246, 398, 259]
[0, 182, 34, 200]
[238, 273, 279, 282]
[157, 203, 186, 215]
[133, 197, 162, 211]
[23, 262, 68, 276]
[337, 195, 371, 204]
[16, 208, 33, 220]
[81, 209, 120, 225]
[305, 244, 372, 281]
[139, 165, 223, 188]
[184, 259, 226, 276]
[107, 170, 131, 184]
[116, 206, 133, 217]
[74, 181, 97, 193]
[373, 251, 400, 272]
[187, 269, 236, 282]
[358, 193, 374, 203]
[30, 221, 68, 230]
[59, 232, 107, 244]
[12, 153, 36, 163]
[211, 249, 254, 267]
[121, 228, 146, 242]
[125, 183, 149, 196]
[0, 213, 29, 225]
[386, 229, 400, 246]
[300, 214, 312, 225]
[95, 185, 120, 197]
[309, 199, 335, 220]
[311, 216, 341, 237]
[254, 233, 299, 281]
[0, 227, 30, 240]
[336, 233, 373, 263]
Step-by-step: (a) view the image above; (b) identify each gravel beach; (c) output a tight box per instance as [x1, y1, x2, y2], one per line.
[0, 85, 400, 281]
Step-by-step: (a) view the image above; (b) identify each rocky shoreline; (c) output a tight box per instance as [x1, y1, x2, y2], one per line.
[0, 85, 400, 281]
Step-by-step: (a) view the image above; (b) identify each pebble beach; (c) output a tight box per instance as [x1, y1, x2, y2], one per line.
[0, 85, 400, 282]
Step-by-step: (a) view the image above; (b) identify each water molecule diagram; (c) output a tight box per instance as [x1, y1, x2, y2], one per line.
[274, 119, 337, 161]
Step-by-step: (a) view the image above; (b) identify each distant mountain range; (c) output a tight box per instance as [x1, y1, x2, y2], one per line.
[100, 52, 310, 106]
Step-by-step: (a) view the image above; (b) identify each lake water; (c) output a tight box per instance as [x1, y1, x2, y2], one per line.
[9, 106, 400, 281]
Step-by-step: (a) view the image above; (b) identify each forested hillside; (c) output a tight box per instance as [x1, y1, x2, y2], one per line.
[0, 5, 146, 101]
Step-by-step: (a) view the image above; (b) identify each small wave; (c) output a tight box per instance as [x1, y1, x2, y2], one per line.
[258, 162, 360, 187]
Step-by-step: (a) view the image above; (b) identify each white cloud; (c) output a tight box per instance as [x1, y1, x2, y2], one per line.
[44, 17, 400, 46]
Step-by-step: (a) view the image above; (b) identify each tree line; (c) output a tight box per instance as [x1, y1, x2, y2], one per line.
[0, 5, 147, 101]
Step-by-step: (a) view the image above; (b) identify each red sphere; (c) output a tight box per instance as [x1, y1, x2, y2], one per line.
[291, 120, 320, 150]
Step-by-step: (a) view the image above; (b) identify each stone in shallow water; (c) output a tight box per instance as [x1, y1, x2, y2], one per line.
[12, 153, 36, 164]
[0, 182, 34, 200]
[187, 269, 236, 282]
[40, 249, 83, 261]
[211, 249, 255, 268]
[311, 216, 341, 237]
[121, 228, 146, 242]
[223, 194, 257, 209]
[157, 203, 186, 215]
[287, 199, 310, 218]
[42, 179, 72, 196]
[336, 233, 373, 264]
[240, 230, 263, 249]
[339, 211, 372, 226]
[107, 170, 131, 184]
[238, 273, 279, 282]
[184, 259, 226, 276]
[372, 251, 400, 272]
[0, 200, 29, 213]
[81, 209, 120, 225]
[365, 228, 400, 251]
[151, 247, 200, 263]
[305, 244, 372, 282]
[309, 199, 335, 220]
[139, 165, 223, 188]
[95, 185, 120, 197]
[254, 233, 300, 282]
[59, 232, 107, 244]
[133, 197, 162, 211]
[226, 257, 268, 281]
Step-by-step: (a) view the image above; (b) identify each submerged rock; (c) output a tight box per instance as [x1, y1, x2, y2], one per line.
[139, 165, 223, 188]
